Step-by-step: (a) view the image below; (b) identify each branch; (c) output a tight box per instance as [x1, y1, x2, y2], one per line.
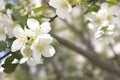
[53, 34, 120, 76]
[49, 15, 58, 23]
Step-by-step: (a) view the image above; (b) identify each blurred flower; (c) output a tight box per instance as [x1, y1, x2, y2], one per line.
[95, 21, 115, 39]
[86, 2, 120, 39]
[49, 0, 72, 19]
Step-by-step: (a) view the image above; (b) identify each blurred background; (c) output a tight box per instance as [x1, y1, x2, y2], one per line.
[1, 0, 120, 80]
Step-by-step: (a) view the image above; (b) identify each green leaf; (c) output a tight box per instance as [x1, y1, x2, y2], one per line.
[5, 3, 12, 9]
[33, 5, 48, 13]
[11, 51, 23, 60]
[0, 41, 7, 51]
[108, 0, 116, 7]
[2, 63, 18, 73]
[4, 68, 15, 73]
[4, 56, 14, 64]
[12, 11, 27, 26]
[88, 5, 100, 12]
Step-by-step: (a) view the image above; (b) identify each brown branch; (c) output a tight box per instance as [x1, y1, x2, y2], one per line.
[49, 15, 58, 23]
[53, 34, 120, 76]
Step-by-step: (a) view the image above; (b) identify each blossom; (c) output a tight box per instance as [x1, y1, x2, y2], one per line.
[95, 21, 115, 39]
[11, 25, 27, 52]
[27, 19, 51, 36]
[0, 12, 15, 39]
[49, 0, 72, 19]
[31, 34, 55, 59]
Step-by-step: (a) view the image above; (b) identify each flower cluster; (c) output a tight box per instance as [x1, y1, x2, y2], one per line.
[11, 19, 55, 65]
[86, 3, 120, 39]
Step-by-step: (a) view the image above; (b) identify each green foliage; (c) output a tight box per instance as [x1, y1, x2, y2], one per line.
[108, 0, 116, 7]
[1, 51, 22, 73]
[0, 41, 7, 51]
[5, 3, 12, 9]
[33, 5, 48, 13]
[85, 4, 100, 14]
[12, 10, 27, 26]
[67, 0, 82, 5]
[4, 56, 14, 64]
[2, 63, 18, 73]
[11, 51, 23, 60]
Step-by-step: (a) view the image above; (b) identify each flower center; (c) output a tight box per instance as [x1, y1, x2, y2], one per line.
[100, 26, 108, 33]
[23, 46, 32, 57]
[106, 13, 112, 20]
[27, 34, 35, 44]
[95, 16, 101, 23]
[35, 27, 41, 34]
[36, 42, 45, 52]
[59, 1, 68, 9]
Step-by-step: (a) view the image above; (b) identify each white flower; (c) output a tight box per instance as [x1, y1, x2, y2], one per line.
[49, 0, 72, 19]
[11, 25, 27, 52]
[31, 34, 55, 59]
[0, 12, 15, 39]
[27, 19, 51, 35]
[98, 3, 120, 24]
[95, 21, 115, 39]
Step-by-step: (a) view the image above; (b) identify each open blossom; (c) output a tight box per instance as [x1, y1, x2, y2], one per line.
[31, 34, 55, 58]
[49, 0, 72, 19]
[27, 19, 51, 35]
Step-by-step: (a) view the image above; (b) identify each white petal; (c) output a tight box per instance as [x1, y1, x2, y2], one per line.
[27, 19, 40, 31]
[11, 39, 24, 52]
[42, 45, 55, 57]
[27, 58, 43, 66]
[13, 25, 25, 38]
[67, 3, 72, 13]
[49, 0, 60, 8]
[31, 38, 43, 63]
[38, 34, 53, 44]
[25, 29, 35, 37]
[40, 22, 51, 34]
[20, 57, 28, 64]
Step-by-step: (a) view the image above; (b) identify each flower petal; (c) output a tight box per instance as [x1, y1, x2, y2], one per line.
[11, 39, 24, 52]
[38, 34, 53, 44]
[27, 19, 40, 31]
[40, 22, 51, 34]
[42, 45, 55, 57]
[49, 0, 60, 8]
[13, 25, 25, 38]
